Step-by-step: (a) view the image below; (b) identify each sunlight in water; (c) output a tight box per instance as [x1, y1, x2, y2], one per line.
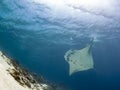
[33, 0, 111, 9]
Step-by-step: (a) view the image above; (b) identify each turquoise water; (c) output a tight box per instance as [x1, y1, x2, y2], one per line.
[0, 0, 120, 90]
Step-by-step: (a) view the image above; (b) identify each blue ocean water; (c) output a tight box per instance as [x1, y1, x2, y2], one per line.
[0, 0, 120, 90]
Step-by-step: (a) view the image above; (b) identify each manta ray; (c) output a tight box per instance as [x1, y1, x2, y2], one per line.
[64, 42, 94, 75]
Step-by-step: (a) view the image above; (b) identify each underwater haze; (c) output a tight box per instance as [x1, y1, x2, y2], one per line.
[0, 0, 120, 90]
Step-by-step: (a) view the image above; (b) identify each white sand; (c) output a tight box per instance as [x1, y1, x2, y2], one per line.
[0, 51, 47, 90]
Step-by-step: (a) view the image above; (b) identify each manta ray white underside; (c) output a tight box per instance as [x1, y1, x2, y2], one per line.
[64, 43, 94, 75]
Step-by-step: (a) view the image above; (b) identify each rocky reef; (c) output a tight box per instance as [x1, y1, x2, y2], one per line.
[0, 51, 69, 90]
